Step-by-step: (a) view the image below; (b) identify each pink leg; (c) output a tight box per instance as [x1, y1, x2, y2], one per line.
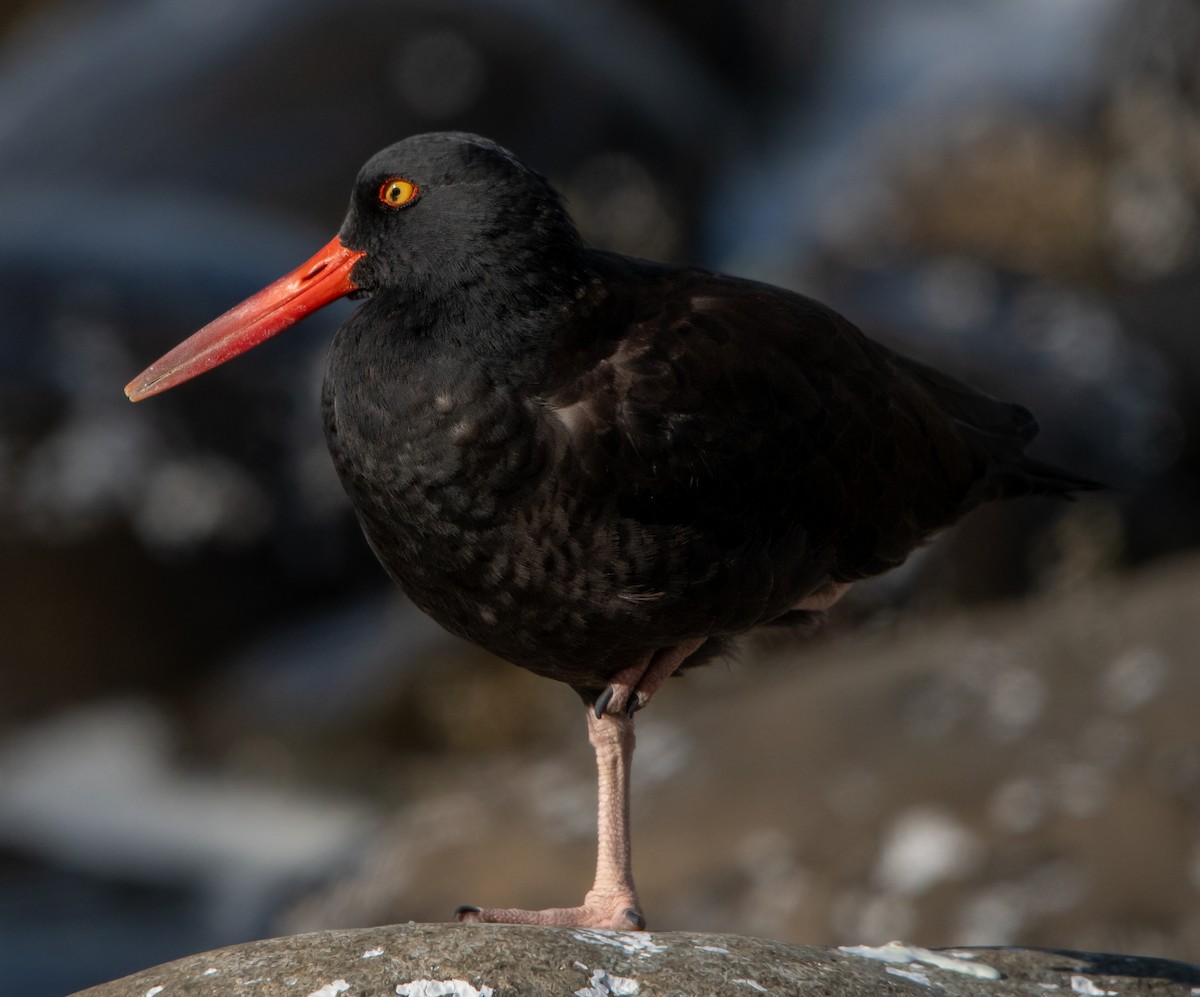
[456, 708, 643, 929]
[791, 581, 851, 612]
[455, 638, 705, 930]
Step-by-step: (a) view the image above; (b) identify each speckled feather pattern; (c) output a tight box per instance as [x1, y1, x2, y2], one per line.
[322, 236, 1082, 696]
[312, 132, 1096, 698]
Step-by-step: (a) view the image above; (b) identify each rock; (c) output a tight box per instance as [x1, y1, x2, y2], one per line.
[70, 924, 1200, 997]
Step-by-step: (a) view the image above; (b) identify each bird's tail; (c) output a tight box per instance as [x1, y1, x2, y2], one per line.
[991, 455, 1105, 501]
[883, 346, 1103, 504]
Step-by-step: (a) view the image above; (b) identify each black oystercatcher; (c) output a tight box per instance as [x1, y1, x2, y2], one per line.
[126, 132, 1096, 930]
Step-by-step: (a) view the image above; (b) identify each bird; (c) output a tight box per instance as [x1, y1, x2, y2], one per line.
[125, 131, 1097, 932]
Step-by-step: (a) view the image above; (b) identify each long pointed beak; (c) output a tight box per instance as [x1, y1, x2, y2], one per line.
[125, 236, 366, 402]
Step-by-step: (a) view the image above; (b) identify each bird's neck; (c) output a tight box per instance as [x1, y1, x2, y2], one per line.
[362, 256, 585, 385]
[320, 271, 572, 586]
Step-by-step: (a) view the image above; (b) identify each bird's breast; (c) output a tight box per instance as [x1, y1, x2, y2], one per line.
[324, 361, 545, 551]
[321, 349, 639, 676]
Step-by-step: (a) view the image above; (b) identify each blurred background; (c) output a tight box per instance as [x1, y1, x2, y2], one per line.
[0, 0, 1198, 992]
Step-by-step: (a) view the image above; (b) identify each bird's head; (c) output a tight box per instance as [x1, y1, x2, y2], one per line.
[125, 132, 580, 402]
[341, 132, 580, 295]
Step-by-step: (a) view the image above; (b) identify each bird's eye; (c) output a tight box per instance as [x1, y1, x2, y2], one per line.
[379, 178, 419, 208]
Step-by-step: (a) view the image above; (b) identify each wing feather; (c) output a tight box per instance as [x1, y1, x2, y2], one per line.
[541, 254, 1070, 630]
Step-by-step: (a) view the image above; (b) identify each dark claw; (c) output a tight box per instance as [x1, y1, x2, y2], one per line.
[625, 692, 642, 717]
[594, 686, 614, 718]
[454, 904, 482, 922]
[623, 908, 646, 930]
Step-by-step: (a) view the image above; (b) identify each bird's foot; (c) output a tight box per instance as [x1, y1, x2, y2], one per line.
[454, 889, 645, 930]
[594, 638, 706, 717]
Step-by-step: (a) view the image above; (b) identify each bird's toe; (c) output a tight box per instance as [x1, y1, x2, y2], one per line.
[621, 907, 646, 930]
[593, 685, 615, 718]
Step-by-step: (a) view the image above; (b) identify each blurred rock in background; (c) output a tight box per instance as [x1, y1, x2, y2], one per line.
[0, 1, 1196, 995]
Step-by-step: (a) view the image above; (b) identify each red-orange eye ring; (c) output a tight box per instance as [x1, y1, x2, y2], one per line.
[379, 178, 419, 208]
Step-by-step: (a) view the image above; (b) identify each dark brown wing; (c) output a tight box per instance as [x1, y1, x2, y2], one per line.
[543, 254, 1085, 631]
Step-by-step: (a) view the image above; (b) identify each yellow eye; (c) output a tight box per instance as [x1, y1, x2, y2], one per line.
[379, 177, 418, 207]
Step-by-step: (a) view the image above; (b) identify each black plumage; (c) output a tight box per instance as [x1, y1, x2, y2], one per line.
[127, 132, 1097, 929]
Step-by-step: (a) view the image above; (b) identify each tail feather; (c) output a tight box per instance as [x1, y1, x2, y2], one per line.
[991, 455, 1106, 501]
[885, 347, 1103, 504]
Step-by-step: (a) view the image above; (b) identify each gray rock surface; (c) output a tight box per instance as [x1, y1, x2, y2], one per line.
[72, 924, 1200, 997]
